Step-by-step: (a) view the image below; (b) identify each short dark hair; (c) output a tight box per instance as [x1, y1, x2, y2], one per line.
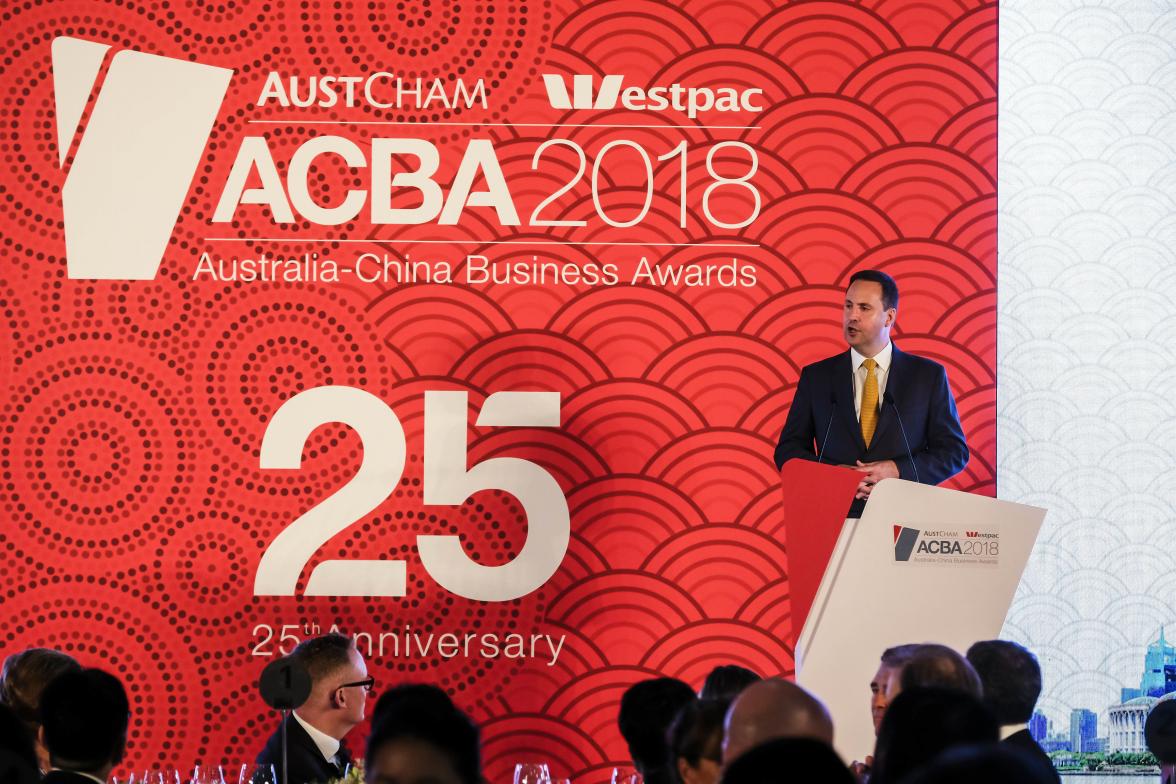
[289, 633, 355, 682]
[880, 644, 921, 670]
[0, 648, 80, 735]
[668, 699, 726, 778]
[719, 738, 853, 784]
[899, 644, 983, 699]
[371, 682, 457, 729]
[870, 688, 997, 784]
[965, 640, 1042, 724]
[848, 270, 899, 311]
[1145, 698, 1176, 764]
[39, 668, 130, 772]
[618, 678, 696, 776]
[699, 665, 761, 702]
[365, 690, 481, 784]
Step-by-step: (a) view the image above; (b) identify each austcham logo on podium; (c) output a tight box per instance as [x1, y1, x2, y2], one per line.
[52, 37, 232, 280]
[893, 525, 1001, 566]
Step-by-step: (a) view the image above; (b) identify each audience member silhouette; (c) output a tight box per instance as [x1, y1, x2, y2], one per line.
[257, 633, 369, 784]
[668, 699, 727, 784]
[0, 703, 39, 784]
[364, 690, 480, 784]
[871, 645, 920, 734]
[890, 644, 982, 701]
[721, 679, 834, 764]
[1146, 699, 1176, 784]
[1, 647, 80, 772]
[618, 678, 696, 784]
[719, 738, 853, 784]
[900, 743, 1057, 784]
[371, 682, 459, 727]
[39, 668, 130, 784]
[699, 666, 761, 703]
[869, 687, 996, 784]
[966, 639, 1059, 782]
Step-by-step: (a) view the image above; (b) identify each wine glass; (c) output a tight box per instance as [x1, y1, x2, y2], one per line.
[514, 763, 551, 784]
[238, 764, 277, 784]
[144, 768, 182, 784]
[190, 765, 226, 784]
[611, 768, 642, 784]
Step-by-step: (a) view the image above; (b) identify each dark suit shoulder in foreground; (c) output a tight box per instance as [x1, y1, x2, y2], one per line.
[1003, 728, 1061, 783]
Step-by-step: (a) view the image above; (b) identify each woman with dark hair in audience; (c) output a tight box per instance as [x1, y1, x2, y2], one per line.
[868, 688, 997, 784]
[0, 647, 80, 773]
[668, 699, 726, 784]
[364, 684, 481, 784]
[698, 666, 760, 703]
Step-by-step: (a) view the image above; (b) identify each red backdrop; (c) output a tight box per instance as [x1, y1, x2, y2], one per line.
[0, 1, 996, 781]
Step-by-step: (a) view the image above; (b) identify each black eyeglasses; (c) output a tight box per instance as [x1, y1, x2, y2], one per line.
[337, 676, 375, 693]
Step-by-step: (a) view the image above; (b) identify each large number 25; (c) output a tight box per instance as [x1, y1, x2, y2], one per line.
[253, 387, 570, 601]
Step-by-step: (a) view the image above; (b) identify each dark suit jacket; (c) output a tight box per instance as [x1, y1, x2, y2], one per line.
[774, 345, 969, 517]
[1003, 728, 1061, 783]
[257, 714, 352, 784]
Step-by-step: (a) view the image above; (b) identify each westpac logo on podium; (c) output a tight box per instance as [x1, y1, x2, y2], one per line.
[52, 37, 232, 280]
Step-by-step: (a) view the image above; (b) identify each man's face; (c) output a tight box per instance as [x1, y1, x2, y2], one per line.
[336, 647, 370, 726]
[843, 280, 894, 355]
[870, 664, 894, 734]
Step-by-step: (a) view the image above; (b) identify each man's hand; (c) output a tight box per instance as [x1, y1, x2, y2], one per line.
[853, 459, 899, 499]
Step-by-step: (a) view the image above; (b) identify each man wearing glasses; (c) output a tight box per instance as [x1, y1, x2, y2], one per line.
[257, 633, 374, 784]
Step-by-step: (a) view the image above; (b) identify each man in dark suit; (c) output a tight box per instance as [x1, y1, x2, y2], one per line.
[774, 270, 968, 517]
[39, 667, 130, 784]
[966, 640, 1061, 783]
[258, 633, 371, 784]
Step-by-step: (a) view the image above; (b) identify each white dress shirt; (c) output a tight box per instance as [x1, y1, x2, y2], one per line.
[49, 771, 107, 784]
[293, 710, 341, 765]
[850, 342, 893, 420]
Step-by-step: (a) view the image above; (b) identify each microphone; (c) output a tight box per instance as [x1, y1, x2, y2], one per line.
[886, 391, 920, 484]
[817, 394, 836, 463]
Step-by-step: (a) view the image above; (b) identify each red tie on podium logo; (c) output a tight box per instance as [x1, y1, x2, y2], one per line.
[51, 37, 232, 280]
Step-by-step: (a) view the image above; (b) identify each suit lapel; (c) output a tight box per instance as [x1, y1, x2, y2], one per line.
[834, 351, 867, 453]
[870, 344, 903, 448]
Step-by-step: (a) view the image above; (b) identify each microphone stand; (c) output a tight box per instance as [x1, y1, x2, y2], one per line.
[281, 709, 289, 784]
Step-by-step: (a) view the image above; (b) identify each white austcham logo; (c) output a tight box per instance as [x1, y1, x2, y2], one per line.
[52, 37, 232, 280]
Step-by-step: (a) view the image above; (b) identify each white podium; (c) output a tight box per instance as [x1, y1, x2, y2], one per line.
[792, 477, 1046, 762]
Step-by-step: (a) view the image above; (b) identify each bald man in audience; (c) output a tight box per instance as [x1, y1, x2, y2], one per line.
[721, 679, 834, 764]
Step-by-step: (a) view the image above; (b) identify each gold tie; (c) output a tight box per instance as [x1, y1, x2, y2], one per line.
[861, 358, 879, 446]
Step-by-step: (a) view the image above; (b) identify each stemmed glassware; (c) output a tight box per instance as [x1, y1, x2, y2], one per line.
[611, 768, 643, 784]
[238, 764, 278, 784]
[142, 768, 182, 784]
[189, 765, 226, 784]
[514, 763, 552, 784]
